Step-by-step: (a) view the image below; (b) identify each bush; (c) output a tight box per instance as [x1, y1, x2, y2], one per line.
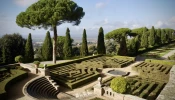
[110, 77, 130, 94]
[15, 55, 23, 63]
[33, 61, 40, 65]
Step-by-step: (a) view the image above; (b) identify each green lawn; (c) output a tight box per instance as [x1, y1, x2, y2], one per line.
[140, 43, 175, 59]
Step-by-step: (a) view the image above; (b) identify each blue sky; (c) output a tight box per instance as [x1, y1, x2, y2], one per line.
[0, 0, 175, 39]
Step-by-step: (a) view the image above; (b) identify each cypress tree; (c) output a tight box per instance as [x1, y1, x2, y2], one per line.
[141, 31, 149, 49]
[42, 31, 53, 60]
[81, 29, 88, 56]
[149, 26, 156, 46]
[63, 28, 72, 57]
[97, 27, 106, 54]
[117, 36, 127, 56]
[161, 29, 166, 44]
[135, 35, 140, 54]
[25, 33, 34, 62]
[156, 28, 161, 45]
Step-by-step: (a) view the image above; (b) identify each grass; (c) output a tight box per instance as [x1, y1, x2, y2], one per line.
[140, 43, 175, 59]
[0, 69, 27, 94]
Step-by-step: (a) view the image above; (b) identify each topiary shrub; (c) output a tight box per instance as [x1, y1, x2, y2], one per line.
[110, 77, 130, 94]
[33, 61, 40, 68]
[15, 55, 24, 63]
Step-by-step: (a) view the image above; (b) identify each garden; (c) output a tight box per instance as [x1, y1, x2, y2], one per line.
[48, 55, 135, 89]
[0, 64, 28, 99]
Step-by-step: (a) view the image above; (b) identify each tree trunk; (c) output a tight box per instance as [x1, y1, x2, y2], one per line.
[53, 25, 57, 64]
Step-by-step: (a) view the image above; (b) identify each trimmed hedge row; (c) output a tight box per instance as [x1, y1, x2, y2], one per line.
[0, 69, 28, 100]
[111, 56, 136, 62]
[48, 55, 103, 69]
[126, 75, 166, 100]
[53, 72, 100, 89]
[132, 61, 172, 83]
[145, 59, 175, 66]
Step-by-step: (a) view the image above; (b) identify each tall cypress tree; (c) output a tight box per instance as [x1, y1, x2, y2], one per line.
[25, 33, 34, 62]
[81, 29, 88, 56]
[117, 36, 127, 56]
[161, 29, 166, 44]
[97, 27, 106, 54]
[63, 28, 72, 57]
[42, 31, 53, 60]
[141, 31, 149, 49]
[156, 28, 161, 45]
[149, 26, 156, 46]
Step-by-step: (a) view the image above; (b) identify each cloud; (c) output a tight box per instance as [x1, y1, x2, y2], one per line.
[13, 0, 38, 7]
[94, 19, 142, 30]
[95, 2, 106, 9]
[154, 16, 175, 29]
[155, 21, 164, 28]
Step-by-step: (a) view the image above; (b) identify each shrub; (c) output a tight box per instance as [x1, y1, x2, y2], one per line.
[15, 55, 23, 63]
[33, 61, 40, 65]
[110, 77, 130, 94]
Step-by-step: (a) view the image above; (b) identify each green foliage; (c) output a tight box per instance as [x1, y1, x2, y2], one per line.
[131, 27, 148, 35]
[16, 0, 85, 63]
[42, 31, 53, 60]
[105, 28, 131, 42]
[0, 69, 28, 99]
[88, 45, 97, 55]
[118, 36, 128, 56]
[149, 26, 156, 46]
[156, 28, 161, 45]
[72, 46, 80, 56]
[110, 77, 129, 94]
[63, 28, 73, 57]
[105, 40, 118, 55]
[135, 35, 141, 54]
[81, 29, 88, 56]
[25, 33, 34, 62]
[33, 61, 40, 65]
[57, 36, 74, 57]
[128, 38, 136, 54]
[161, 29, 166, 44]
[0, 33, 26, 63]
[97, 27, 106, 54]
[145, 59, 175, 66]
[15, 55, 23, 63]
[141, 31, 149, 49]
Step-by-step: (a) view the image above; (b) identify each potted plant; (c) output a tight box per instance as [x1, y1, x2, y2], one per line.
[33, 61, 40, 68]
[15, 55, 23, 63]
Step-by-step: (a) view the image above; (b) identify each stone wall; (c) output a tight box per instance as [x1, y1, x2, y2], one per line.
[156, 66, 175, 100]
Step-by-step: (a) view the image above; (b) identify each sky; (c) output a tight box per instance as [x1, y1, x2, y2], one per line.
[0, 0, 175, 40]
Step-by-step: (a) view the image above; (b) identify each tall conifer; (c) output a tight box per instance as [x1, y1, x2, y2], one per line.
[81, 29, 88, 56]
[42, 31, 53, 60]
[25, 33, 34, 62]
[63, 28, 72, 57]
[97, 27, 106, 54]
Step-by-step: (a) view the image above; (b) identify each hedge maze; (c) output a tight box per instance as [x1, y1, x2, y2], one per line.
[126, 61, 172, 99]
[49, 56, 135, 89]
[132, 62, 172, 83]
[126, 76, 166, 100]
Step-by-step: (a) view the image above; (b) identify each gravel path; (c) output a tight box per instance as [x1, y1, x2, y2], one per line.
[162, 49, 175, 59]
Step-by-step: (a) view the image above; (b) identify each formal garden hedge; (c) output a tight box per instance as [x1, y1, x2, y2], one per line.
[132, 61, 172, 83]
[48, 55, 135, 89]
[48, 54, 103, 69]
[126, 75, 166, 100]
[0, 69, 28, 100]
[145, 59, 175, 66]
